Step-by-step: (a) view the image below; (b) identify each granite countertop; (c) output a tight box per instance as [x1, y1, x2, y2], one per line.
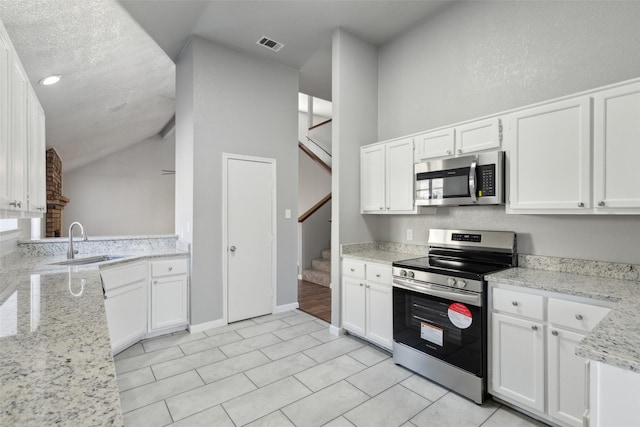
[486, 267, 640, 373]
[0, 243, 189, 426]
[340, 242, 427, 265]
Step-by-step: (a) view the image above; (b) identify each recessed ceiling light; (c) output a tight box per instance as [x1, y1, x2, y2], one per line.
[39, 74, 62, 86]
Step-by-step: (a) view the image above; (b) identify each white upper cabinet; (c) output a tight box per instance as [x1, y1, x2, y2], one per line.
[0, 24, 11, 211]
[385, 137, 416, 212]
[415, 117, 501, 161]
[360, 143, 386, 213]
[0, 19, 46, 217]
[27, 87, 46, 213]
[593, 82, 640, 211]
[414, 127, 454, 160]
[507, 96, 592, 212]
[361, 137, 432, 214]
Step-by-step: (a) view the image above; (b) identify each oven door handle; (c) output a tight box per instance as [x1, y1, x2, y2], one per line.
[393, 278, 483, 307]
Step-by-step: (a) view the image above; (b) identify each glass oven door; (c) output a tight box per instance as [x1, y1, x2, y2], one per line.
[393, 281, 485, 377]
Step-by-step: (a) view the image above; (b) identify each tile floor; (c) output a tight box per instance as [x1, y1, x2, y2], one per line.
[115, 310, 548, 427]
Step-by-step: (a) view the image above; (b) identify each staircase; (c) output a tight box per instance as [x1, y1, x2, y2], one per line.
[302, 249, 331, 287]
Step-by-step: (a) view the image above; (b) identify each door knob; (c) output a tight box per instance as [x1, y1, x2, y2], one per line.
[229, 246, 236, 252]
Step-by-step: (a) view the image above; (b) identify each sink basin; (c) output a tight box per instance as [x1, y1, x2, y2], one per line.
[51, 255, 126, 266]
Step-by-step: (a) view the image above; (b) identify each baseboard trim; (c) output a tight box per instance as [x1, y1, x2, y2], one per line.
[188, 318, 227, 334]
[329, 325, 345, 337]
[275, 302, 299, 313]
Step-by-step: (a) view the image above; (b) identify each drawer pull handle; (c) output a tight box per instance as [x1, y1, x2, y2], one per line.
[168, 266, 173, 271]
[366, 284, 370, 288]
[552, 330, 559, 336]
[350, 268, 355, 272]
[512, 301, 519, 306]
[359, 283, 364, 287]
[531, 325, 538, 331]
[376, 274, 380, 278]
[153, 280, 158, 285]
[575, 314, 583, 320]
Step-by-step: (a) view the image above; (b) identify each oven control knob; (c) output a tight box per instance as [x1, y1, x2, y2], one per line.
[456, 279, 467, 288]
[408, 271, 415, 279]
[400, 270, 407, 277]
[447, 277, 456, 286]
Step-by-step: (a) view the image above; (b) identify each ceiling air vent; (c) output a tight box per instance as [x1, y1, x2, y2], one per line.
[257, 36, 284, 52]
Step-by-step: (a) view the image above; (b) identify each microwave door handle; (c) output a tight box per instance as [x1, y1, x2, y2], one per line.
[469, 158, 478, 203]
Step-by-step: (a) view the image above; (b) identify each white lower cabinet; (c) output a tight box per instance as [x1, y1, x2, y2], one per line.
[491, 312, 545, 412]
[101, 256, 189, 354]
[101, 261, 148, 354]
[588, 361, 640, 427]
[342, 259, 392, 350]
[150, 258, 189, 331]
[489, 284, 612, 427]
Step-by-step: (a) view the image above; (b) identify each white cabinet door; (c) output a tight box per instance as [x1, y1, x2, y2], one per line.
[456, 117, 501, 156]
[361, 144, 385, 213]
[101, 261, 148, 353]
[414, 127, 455, 160]
[104, 280, 147, 353]
[27, 88, 46, 214]
[491, 312, 545, 412]
[593, 82, 640, 210]
[7, 60, 29, 212]
[508, 97, 591, 211]
[365, 281, 392, 350]
[589, 361, 640, 427]
[151, 275, 188, 330]
[0, 25, 11, 211]
[342, 276, 366, 336]
[385, 137, 415, 212]
[548, 327, 588, 427]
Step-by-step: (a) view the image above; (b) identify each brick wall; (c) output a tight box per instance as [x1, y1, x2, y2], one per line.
[46, 148, 69, 237]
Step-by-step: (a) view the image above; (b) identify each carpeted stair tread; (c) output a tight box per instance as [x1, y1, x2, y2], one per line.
[311, 258, 331, 273]
[302, 268, 331, 287]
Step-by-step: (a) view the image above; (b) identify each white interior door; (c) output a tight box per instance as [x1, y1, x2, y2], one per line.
[225, 155, 275, 323]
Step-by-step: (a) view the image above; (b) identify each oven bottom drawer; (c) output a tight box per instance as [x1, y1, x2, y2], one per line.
[393, 341, 486, 404]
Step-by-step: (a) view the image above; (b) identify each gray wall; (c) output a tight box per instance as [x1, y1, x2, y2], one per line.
[177, 37, 299, 326]
[375, 0, 640, 265]
[63, 134, 175, 237]
[331, 29, 380, 326]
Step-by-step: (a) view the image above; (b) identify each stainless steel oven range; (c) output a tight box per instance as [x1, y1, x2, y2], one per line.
[392, 228, 516, 404]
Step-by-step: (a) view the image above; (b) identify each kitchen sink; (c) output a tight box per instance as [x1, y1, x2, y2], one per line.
[50, 255, 126, 266]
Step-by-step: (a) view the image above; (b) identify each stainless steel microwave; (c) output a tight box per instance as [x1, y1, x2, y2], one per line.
[415, 151, 505, 206]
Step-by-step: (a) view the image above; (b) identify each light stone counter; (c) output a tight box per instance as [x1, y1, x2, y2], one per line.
[0, 236, 189, 426]
[486, 265, 640, 373]
[340, 242, 428, 265]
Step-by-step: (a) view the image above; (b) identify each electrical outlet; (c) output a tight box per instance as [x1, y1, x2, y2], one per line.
[406, 229, 413, 241]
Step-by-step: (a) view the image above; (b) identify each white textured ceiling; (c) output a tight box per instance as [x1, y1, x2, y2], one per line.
[0, 0, 453, 171]
[0, 0, 175, 171]
[119, 0, 454, 98]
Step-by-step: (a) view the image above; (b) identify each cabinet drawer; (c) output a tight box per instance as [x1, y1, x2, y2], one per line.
[343, 260, 365, 279]
[151, 258, 188, 278]
[366, 263, 392, 284]
[493, 287, 544, 320]
[548, 298, 610, 332]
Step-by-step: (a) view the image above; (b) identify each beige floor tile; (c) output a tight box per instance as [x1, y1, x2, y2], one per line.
[303, 337, 365, 363]
[236, 319, 289, 338]
[245, 352, 317, 387]
[400, 375, 448, 402]
[167, 405, 235, 427]
[347, 345, 390, 366]
[151, 347, 227, 380]
[120, 370, 204, 413]
[203, 319, 256, 336]
[346, 358, 412, 396]
[410, 392, 499, 427]
[295, 354, 367, 392]
[123, 401, 172, 427]
[141, 330, 206, 353]
[219, 333, 282, 358]
[116, 366, 156, 392]
[344, 384, 430, 427]
[244, 410, 295, 427]
[115, 346, 184, 374]
[482, 405, 549, 427]
[197, 350, 270, 383]
[260, 334, 322, 360]
[273, 320, 327, 341]
[179, 330, 243, 355]
[282, 381, 369, 427]
[165, 373, 256, 421]
[222, 377, 312, 426]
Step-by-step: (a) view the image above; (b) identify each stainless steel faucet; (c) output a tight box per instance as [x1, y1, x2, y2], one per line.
[67, 222, 88, 259]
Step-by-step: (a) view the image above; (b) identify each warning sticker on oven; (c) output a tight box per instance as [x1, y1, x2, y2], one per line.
[448, 303, 473, 329]
[420, 322, 443, 346]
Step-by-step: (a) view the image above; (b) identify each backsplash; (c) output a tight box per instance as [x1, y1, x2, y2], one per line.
[17, 235, 179, 256]
[518, 254, 640, 282]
